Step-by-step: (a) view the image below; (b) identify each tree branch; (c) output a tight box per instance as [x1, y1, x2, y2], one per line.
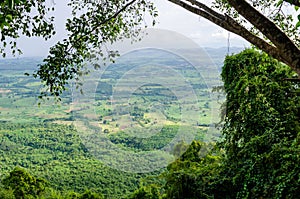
[227, 0, 300, 76]
[167, 0, 300, 77]
[227, 0, 298, 52]
[167, 1, 285, 65]
[185, 0, 225, 20]
[70, 0, 138, 49]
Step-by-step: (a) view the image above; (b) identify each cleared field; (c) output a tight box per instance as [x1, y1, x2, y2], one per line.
[0, 49, 224, 145]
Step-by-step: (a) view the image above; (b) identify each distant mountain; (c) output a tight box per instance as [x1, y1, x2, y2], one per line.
[0, 47, 245, 71]
[204, 46, 244, 67]
[0, 57, 42, 70]
[204, 46, 244, 56]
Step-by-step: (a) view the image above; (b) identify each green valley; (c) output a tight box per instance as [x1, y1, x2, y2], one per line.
[0, 48, 224, 198]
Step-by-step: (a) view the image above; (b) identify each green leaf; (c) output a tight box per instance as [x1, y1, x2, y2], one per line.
[276, 0, 283, 7]
[296, 21, 300, 29]
[6, 14, 13, 21]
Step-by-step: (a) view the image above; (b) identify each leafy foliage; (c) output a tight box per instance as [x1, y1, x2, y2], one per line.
[1, 0, 158, 99]
[36, 0, 157, 99]
[163, 141, 222, 199]
[0, 172, 104, 199]
[77, 190, 104, 199]
[0, 122, 148, 198]
[2, 167, 47, 199]
[0, 0, 55, 56]
[214, 0, 300, 42]
[126, 184, 161, 199]
[220, 48, 300, 198]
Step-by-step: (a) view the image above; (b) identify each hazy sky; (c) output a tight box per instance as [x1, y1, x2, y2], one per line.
[15, 0, 249, 57]
[154, 0, 248, 46]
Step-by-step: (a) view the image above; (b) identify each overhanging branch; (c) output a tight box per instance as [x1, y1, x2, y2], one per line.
[167, 1, 285, 65]
[227, 0, 299, 53]
[227, 0, 300, 76]
[167, 0, 300, 77]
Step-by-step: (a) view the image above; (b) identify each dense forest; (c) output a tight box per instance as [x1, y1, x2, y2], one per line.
[0, 48, 299, 198]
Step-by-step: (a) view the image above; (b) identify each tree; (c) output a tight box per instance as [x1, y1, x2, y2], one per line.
[163, 141, 223, 199]
[1, 0, 158, 98]
[0, 0, 55, 54]
[168, 0, 300, 76]
[78, 190, 103, 199]
[126, 184, 161, 199]
[0, 0, 299, 97]
[2, 167, 47, 198]
[220, 48, 300, 198]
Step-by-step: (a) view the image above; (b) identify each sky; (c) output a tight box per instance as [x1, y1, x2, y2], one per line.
[15, 0, 249, 57]
[154, 0, 249, 47]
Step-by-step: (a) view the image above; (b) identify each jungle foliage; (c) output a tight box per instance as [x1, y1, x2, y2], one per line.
[220, 48, 300, 198]
[0, 122, 150, 198]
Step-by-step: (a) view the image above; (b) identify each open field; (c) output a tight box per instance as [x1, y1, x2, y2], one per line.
[0, 50, 225, 159]
[0, 49, 224, 142]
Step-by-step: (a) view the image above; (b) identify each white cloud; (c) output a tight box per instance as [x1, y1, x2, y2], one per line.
[10, 0, 249, 57]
